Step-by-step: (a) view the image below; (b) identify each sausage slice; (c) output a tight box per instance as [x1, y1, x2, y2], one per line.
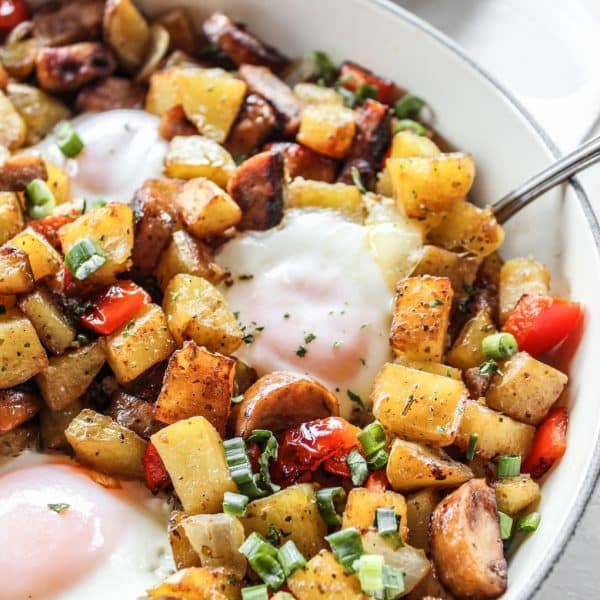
[75, 77, 145, 112]
[265, 142, 338, 183]
[33, 0, 104, 46]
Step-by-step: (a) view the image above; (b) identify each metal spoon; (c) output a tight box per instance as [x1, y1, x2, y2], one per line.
[493, 134, 600, 223]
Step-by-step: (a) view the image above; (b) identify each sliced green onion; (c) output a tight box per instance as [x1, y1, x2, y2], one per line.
[54, 121, 84, 157]
[316, 486, 347, 526]
[466, 433, 479, 461]
[393, 119, 426, 136]
[325, 527, 364, 573]
[239, 532, 285, 590]
[83, 197, 108, 213]
[346, 448, 368, 486]
[354, 83, 378, 105]
[367, 449, 389, 470]
[383, 564, 405, 599]
[355, 553, 384, 595]
[241, 584, 269, 600]
[482, 332, 518, 360]
[272, 594, 294, 600]
[498, 511, 513, 540]
[394, 94, 426, 120]
[376, 507, 403, 548]
[479, 358, 503, 378]
[248, 429, 281, 494]
[351, 165, 367, 193]
[223, 437, 267, 499]
[277, 540, 306, 576]
[497, 454, 521, 478]
[516, 511, 541, 533]
[64, 239, 106, 280]
[223, 491, 249, 517]
[25, 179, 56, 218]
[358, 422, 387, 457]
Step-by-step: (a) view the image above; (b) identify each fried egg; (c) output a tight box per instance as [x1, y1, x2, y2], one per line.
[0, 452, 173, 600]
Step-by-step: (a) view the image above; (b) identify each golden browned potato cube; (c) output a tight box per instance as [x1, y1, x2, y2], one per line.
[242, 484, 327, 559]
[168, 510, 202, 570]
[0, 193, 24, 245]
[406, 488, 440, 552]
[65, 409, 147, 479]
[59, 203, 134, 285]
[156, 230, 226, 291]
[492, 474, 540, 515]
[36, 341, 105, 410]
[342, 488, 408, 539]
[175, 178, 242, 238]
[151, 416, 236, 514]
[164, 135, 236, 188]
[386, 438, 473, 492]
[45, 162, 70, 204]
[18, 289, 75, 355]
[155, 341, 235, 435]
[0, 309, 48, 389]
[293, 82, 344, 106]
[287, 550, 363, 600]
[7, 228, 62, 281]
[499, 257, 550, 323]
[297, 104, 356, 159]
[174, 67, 247, 143]
[163, 273, 243, 353]
[486, 351, 568, 425]
[106, 303, 176, 384]
[286, 177, 363, 218]
[145, 69, 181, 115]
[390, 276, 453, 363]
[0, 246, 34, 294]
[394, 357, 462, 381]
[0, 90, 26, 150]
[146, 567, 242, 600]
[455, 400, 535, 460]
[39, 399, 82, 450]
[446, 309, 497, 370]
[372, 363, 467, 446]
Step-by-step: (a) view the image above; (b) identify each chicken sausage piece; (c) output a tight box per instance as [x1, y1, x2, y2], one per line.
[75, 77, 145, 112]
[265, 142, 338, 183]
[33, 0, 104, 46]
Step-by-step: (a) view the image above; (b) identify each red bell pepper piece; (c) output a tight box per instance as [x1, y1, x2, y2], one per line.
[503, 295, 583, 357]
[28, 213, 78, 251]
[365, 470, 389, 492]
[80, 281, 150, 335]
[0, 0, 29, 34]
[522, 407, 569, 479]
[339, 61, 400, 106]
[142, 442, 171, 494]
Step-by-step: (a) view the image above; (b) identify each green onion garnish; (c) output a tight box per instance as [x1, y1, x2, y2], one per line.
[312, 50, 337, 85]
[241, 584, 269, 600]
[316, 486, 347, 526]
[497, 454, 521, 478]
[498, 511, 513, 540]
[479, 358, 503, 378]
[466, 433, 479, 461]
[358, 422, 387, 457]
[248, 429, 281, 494]
[367, 449, 389, 470]
[64, 239, 106, 280]
[393, 119, 426, 136]
[354, 83, 378, 105]
[346, 448, 368, 486]
[83, 197, 108, 213]
[516, 511, 541, 533]
[25, 179, 56, 219]
[355, 553, 385, 595]
[394, 94, 426, 119]
[383, 564, 405, 598]
[277, 540, 306, 576]
[54, 121, 84, 158]
[223, 491, 249, 517]
[325, 527, 364, 573]
[223, 437, 268, 499]
[239, 532, 286, 590]
[351, 166, 367, 193]
[376, 507, 403, 548]
[482, 332, 518, 360]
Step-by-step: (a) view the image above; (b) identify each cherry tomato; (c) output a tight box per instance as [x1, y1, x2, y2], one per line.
[339, 61, 400, 106]
[142, 443, 171, 494]
[28, 213, 78, 251]
[0, 0, 29, 34]
[365, 470, 389, 492]
[522, 407, 568, 479]
[503, 295, 583, 357]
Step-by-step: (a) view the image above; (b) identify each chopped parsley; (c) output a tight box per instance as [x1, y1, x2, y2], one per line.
[480, 359, 503, 378]
[347, 389, 365, 410]
[296, 346, 307, 357]
[48, 503, 69, 514]
[312, 50, 338, 86]
[238, 274, 254, 281]
[304, 333, 316, 344]
[429, 299, 444, 307]
[351, 166, 367, 193]
[354, 83, 378, 104]
[458, 282, 476, 314]
[121, 320, 136, 338]
[283, 313, 290, 319]
[75, 333, 89, 345]
[243, 334, 255, 345]
[359, 357, 367, 366]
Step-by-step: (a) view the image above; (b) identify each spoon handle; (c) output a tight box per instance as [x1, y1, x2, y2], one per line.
[493, 134, 600, 223]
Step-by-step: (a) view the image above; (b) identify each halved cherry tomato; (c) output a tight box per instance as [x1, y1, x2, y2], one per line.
[365, 470, 389, 492]
[28, 213, 78, 251]
[271, 417, 361, 486]
[80, 280, 150, 335]
[339, 61, 400, 106]
[142, 442, 171, 494]
[522, 407, 568, 479]
[503, 295, 583, 357]
[0, 0, 29, 34]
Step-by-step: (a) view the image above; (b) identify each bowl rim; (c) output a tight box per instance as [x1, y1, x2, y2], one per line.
[369, 0, 600, 596]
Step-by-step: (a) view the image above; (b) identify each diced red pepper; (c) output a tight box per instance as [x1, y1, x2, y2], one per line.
[365, 470, 389, 492]
[0, 0, 29, 34]
[142, 442, 171, 494]
[80, 281, 150, 335]
[522, 407, 568, 479]
[503, 295, 583, 357]
[28, 213, 78, 251]
[339, 61, 400, 106]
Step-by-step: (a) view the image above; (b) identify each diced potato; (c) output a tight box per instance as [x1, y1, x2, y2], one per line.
[389, 131, 441, 159]
[499, 257, 550, 323]
[394, 357, 462, 381]
[372, 363, 467, 446]
[106, 303, 176, 385]
[242, 484, 327, 559]
[65, 409, 147, 479]
[287, 550, 364, 600]
[163, 274, 243, 353]
[492, 475, 540, 515]
[151, 416, 236, 514]
[390, 276, 453, 363]
[155, 341, 235, 435]
[169, 510, 202, 570]
[480, 251, 504, 288]
[174, 67, 247, 143]
[146, 567, 242, 600]
[406, 488, 439, 552]
[446, 309, 497, 370]
[388, 153, 475, 223]
[455, 400, 535, 460]
[39, 399, 82, 450]
[145, 69, 181, 115]
[286, 177, 363, 218]
[0, 192, 23, 245]
[0, 246, 34, 294]
[45, 162, 70, 204]
[36, 341, 106, 410]
[18, 290, 75, 355]
[486, 351, 568, 425]
[297, 104, 356, 159]
[156, 230, 226, 291]
[0, 90, 26, 150]
[7, 228, 62, 281]
[386, 438, 473, 492]
[58, 203, 134, 285]
[342, 488, 408, 539]
[293, 82, 344, 106]
[175, 178, 242, 238]
[164, 135, 236, 188]
[0, 310, 48, 389]
[428, 200, 504, 257]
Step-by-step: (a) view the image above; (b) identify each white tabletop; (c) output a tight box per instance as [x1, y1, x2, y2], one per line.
[395, 1, 600, 597]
